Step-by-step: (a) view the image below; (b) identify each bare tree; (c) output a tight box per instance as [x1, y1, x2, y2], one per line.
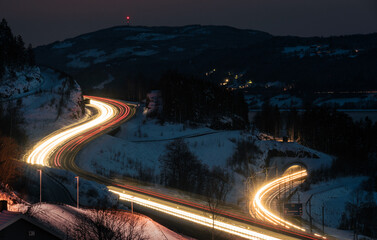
[159, 139, 205, 193]
[73, 208, 148, 240]
[205, 166, 233, 240]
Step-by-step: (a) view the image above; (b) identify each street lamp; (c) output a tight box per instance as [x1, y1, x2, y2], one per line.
[131, 197, 133, 215]
[75, 176, 79, 208]
[37, 169, 42, 203]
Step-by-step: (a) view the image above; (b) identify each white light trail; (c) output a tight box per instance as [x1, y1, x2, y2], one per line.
[110, 189, 282, 240]
[26, 99, 115, 166]
[252, 168, 328, 239]
[253, 169, 307, 231]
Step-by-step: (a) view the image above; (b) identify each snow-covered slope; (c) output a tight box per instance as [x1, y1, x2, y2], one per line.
[34, 25, 271, 91]
[28, 203, 189, 240]
[0, 66, 85, 142]
[0, 187, 189, 240]
[0, 66, 43, 99]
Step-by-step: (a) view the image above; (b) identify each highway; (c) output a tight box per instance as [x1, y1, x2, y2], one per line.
[25, 96, 324, 240]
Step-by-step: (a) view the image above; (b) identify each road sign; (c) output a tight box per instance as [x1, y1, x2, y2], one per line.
[284, 203, 303, 216]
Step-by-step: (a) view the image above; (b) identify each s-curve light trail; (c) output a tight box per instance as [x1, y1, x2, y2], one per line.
[26, 96, 133, 167]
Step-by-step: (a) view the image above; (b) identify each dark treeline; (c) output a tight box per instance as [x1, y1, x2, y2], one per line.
[156, 71, 249, 129]
[0, 19, 35, 78]
[159, 139, 233, 199]
[84, 72, 149, 103]
[254, 103, 377, 178]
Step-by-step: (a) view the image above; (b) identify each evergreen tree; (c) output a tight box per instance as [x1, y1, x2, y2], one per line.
[157, 71, 249, 129]
[0, 18, 35, 78]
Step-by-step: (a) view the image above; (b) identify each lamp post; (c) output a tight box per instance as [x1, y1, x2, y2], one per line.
[37, 169, 42, 203]
[75, 176, 79, 208]
[131, 197, 133, 215]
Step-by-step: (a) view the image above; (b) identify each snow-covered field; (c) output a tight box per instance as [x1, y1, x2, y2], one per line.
[300, 177, 366, 228]
[296, 176, 376, 240]
[281, 45, 357, 58]
[77, 109, 241, 185]
[314, 94, 377, 108]
[246, 92, 377, 111]
[66, 47, 159, 68]
[77, 107, 333, 208]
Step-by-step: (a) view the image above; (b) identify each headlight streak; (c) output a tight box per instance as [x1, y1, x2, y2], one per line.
[26, 98, 115, 166]
[52, 97, 130, 167]
[252, 169, 328, 239]
[253, 170, 308, 231]
[110, 189, 282, 240]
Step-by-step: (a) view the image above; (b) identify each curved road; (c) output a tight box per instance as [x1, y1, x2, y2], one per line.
[25, 96, 324, 240]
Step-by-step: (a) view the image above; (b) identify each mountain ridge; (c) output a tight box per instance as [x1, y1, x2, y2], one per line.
[34, 25, 377, 102]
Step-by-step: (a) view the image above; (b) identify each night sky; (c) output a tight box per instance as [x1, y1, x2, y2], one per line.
[1, 0, 377, 46]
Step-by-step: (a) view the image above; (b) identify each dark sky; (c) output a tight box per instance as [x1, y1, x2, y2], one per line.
[1, 0, 377, 46]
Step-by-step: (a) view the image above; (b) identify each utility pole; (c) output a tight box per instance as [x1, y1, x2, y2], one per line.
[75, 176, 79, 208]
[322, 203, 325, 233]
[309, 198, 312, 233]
[38, 169, 42, 203]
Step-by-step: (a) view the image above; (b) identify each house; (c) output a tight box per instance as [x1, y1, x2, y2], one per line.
[0, 200, 62, 240]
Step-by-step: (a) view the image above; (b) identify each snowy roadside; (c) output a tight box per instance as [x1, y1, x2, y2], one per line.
[0, 188, 191, 240]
